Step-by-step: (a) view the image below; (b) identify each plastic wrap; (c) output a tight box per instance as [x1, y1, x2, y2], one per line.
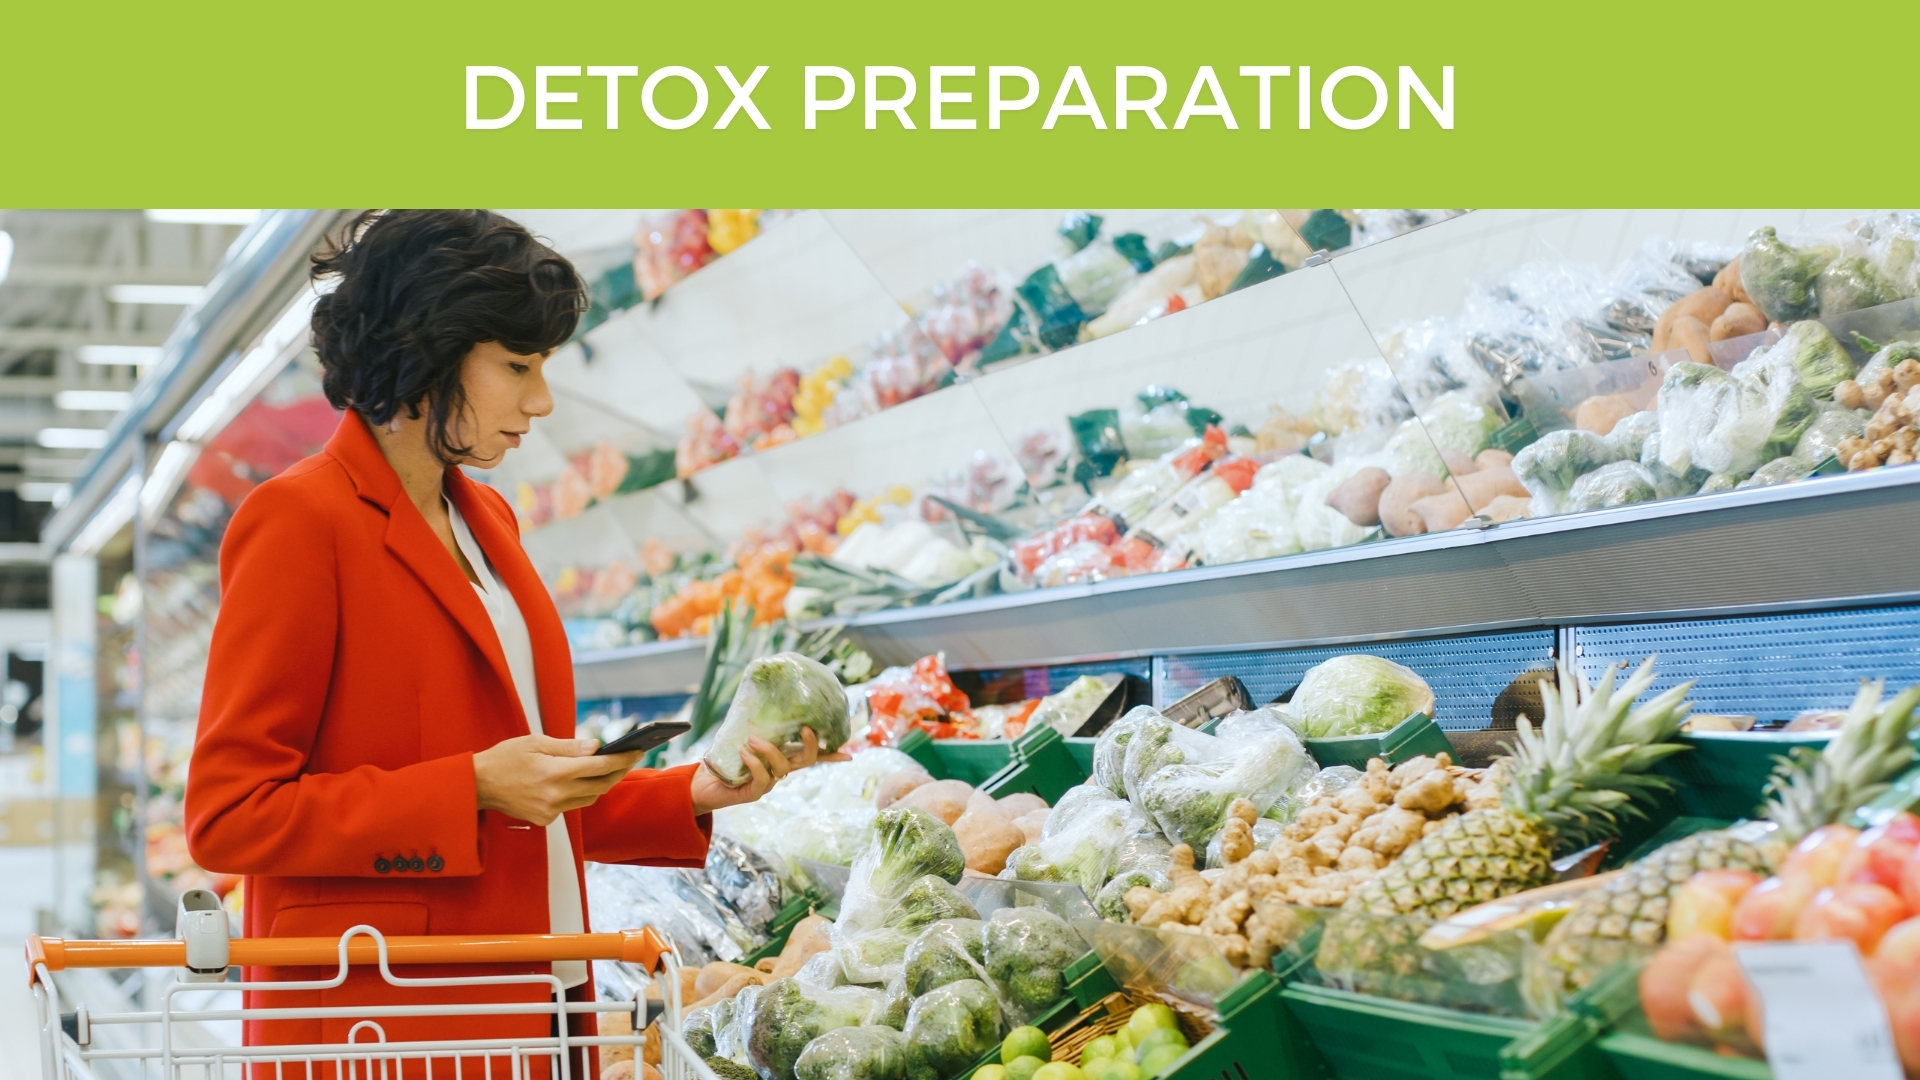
[1762, 319, 1856, 400]
[1204, 817, 1284, 869]
[980, 907, 1085, 1025]
[1739, 226, 1834, 323]
[1093, 861, 1173, 920]
[744, 977, 886, 1080]
[684, 1005, 720, 1059]
[1091, 707, 1151, 797]
[795, 1025, 910, 1080]
[902, 979, 1002, 1080]
[1564, 460, 1659, 513]
[1637, 431, 1708, 500]
[1816, 255, 1901, 318]
[1736, 456, 1814, 490]
[1312, 357, 1412, 436]
[1120, 715, 1224, 803]
[1662, 348, 1817, 477]
[705, 653, 851, 785]
[586, 863, 753, 966]
[1004, 784, 1158, 895]
[1286, 655, 1436, 739]
[1603, 410, 1659, 462]
[715, 750, 919, 891]
[715, 986, 759, 1063]
[1026, 675, 1112, 738]
[1866, 215, 1920, 298]
[1138, 725, 1316, 850]
[902, 918, 987, 997]
[1794, 401, 1869, 463]
[706, 835, 785, 940]
[832, 808, 967, 985]
[1511, 429, 1619, 514]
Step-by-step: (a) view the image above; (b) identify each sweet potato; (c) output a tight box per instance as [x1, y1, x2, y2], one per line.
[1452, 465, 1527, 507]
[1474, 449, 1514, 472]
[1574, 394, 1635, 436]
[601, 1010, 635, 1065]
[1325, 466, 1391, 526]
[1715, 255, 1753, 306]
[996, 792, 1049, 819]
[1478, 492, 1530, 523]
[767, 914, 833, 981]
[896, 779, 973, 824]
[954, 809, 1026, 875]
[965, 788, 1004, 820]
[1378, 472, 1446, 537]
[1014, 809, 1050, 845]
[875, 769, 933, 809]
[1709, 302, 1766, 342]
[1439, 447, 1478, 477]
[1653, 287, 1733, 352]
[1410, 483, 1473, 533]
[1669, 316, 1712, 365]
[696, 961, 761, 999]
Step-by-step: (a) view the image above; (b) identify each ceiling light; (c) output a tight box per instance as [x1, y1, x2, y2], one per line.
[176, 289, 320, 443]
[107, 284, 204, 306]
[36, 428, 110, 450]
[0, 230, 12, 284]
[55, 390, 135, 412]
[17, 482, 71, 505]
[77, 345, 163, 366]
[145, 210, 261, 226]
[70, 474, 139, 556]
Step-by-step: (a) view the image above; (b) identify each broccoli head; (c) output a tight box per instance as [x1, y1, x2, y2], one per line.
[1740, 226, 1831, 323]
[1095, 864, 1171, 922]
[708, 1058, 761, 1080]
[837, 927, 913, 986]
[880, 973, 914, 1030]
[1120, 715, 1190, 801]
[1817, 256, 1900, 319]
[981, 907, 1083, 1019]
[871, 807, 967, 893]
[795, 1024, 909, 1080]
[683, 1005, 720, 1060]
[1091, 708, 1152, 797]
[746, 978, 879, 1080]
[902, 979, 1002, 1080]
[903, 918, 986, 997]
[891, 874, 980, 934]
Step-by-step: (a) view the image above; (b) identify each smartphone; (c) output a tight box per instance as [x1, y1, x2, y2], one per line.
[593, 718, 691, 757]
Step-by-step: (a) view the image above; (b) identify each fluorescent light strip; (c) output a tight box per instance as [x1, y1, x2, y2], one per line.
[36, 427, 109, 450]
[107, 284, 204, 306]
[141, 440, 199, 524]
[18, 482, 71, 505]
[0, 230, 12, 284]
[175, 288, 320, 443]
[77, 345, 163, 366]
[70, 474, 140, 556]
[55, 390, 135, 412]
[145, 209, 262, 226]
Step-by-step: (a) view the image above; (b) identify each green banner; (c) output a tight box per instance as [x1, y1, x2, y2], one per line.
[4, 0, 1914, 206]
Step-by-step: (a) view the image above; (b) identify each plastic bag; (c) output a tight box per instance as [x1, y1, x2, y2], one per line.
[1603, 410, 1659, 462]
[684, 1005, 721, 1059]
[1093, 861, 1172, 921]
[1287, 655, 1435, 739]
[902, 918, 987, 997]
[715, 750, 919, 891]
[1138, 726, 1316, 850]
[1187, 485, 1302, 566]
[1564, 460, 1659, 513]
[1204, 817, 1284, 869]
[1092, 707, 1152, 798]
[836, 807, 967, 939]
[980, 907, 1085, 1025]
[1121, 715, 1224, 803]
[1739, 226, 1835, 323]
[705, 653, 851, 785]
[706, 835, 785, 941]
[1655, 353, 1814, 477]
[796, 1025, 910, 1080]
[1816, 255, 1901, 318]
[902, 979, 1002, 1080]
[586, 863, 751, 967]
[1005, 784, 1157, 895]
[1757, 320, 1856, 401]
[1737, 456, 1814, 490]
[1313, 357, 1412, 436]
[1027, 676, 1113, 738]
[715, 985, 760, 1063]
[1794, 401, 1868, 464]
[1638, 431, 1707, 500]
[744, 978, 885, 1080]
[1512, 429, 1619, 514]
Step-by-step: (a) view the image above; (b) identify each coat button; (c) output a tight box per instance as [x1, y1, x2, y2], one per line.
[426, 855, 444, 872]
[374, 858, 391, 874]
[409, 856, 425, 872]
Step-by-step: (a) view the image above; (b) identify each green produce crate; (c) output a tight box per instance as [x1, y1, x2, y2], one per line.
[1599, 1011, 1772, 1080]
[980, 726, 1092, 803]
[1066, 737, 1096, 775]
[1165, 968, 1333, 1080]
[1280, 961, 1642, 1080]
[897, 727, 949, 779]
[954, 951, 1120, 1079]
[932, 737, 1017, 787]
[737, 889, 825, 967]
[1654, 731, 1832, 821]
[1304, 713, 1456, 771]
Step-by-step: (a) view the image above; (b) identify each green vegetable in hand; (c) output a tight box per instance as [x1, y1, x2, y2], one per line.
[705, 652, 851, 785]
[746, 978, 878, 1080]
[795, 1025, 910, 1080]
[1739, 226, 1832, 322]
[904, 979, 1002, 1080]
[982, 908, 1083, 1020]
[903, 919, 986, 997]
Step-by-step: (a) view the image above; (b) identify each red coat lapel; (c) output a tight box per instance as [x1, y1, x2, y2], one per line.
[322, 414, 524, 730]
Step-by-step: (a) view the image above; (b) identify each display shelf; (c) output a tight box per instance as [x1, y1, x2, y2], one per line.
[571, 637, 710, 700]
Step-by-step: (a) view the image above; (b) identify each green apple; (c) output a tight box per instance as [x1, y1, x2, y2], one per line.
[1032, 1063, 1086, 1080]
[1003, 1026, 1052, 1065]
[1127, 1004, 1180, 1038]
[1137, 1044, 1187, 1077]
[1007, 1057, 1046, 1080]
[1080, 1035, 1119, 1066]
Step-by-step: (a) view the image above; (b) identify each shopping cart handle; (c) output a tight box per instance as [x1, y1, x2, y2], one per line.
[27, 928, 677, 977]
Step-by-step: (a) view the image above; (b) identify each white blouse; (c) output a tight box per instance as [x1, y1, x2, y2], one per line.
[446, 499, 588, 989]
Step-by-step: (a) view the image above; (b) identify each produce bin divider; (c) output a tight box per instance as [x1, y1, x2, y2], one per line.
[1304, 712, 1457, 770]
[979, 726, 1092, 803]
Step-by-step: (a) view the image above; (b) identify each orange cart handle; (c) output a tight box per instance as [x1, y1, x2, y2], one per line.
[27, 927, 669, 977]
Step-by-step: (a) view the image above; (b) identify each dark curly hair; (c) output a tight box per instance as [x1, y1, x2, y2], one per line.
[309, 210, 585, 463]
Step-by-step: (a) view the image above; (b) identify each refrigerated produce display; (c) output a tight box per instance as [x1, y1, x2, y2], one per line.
[48, 207, 1920, 1080]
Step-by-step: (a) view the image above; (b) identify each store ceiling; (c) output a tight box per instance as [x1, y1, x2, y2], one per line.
[0, 210, 247, 530]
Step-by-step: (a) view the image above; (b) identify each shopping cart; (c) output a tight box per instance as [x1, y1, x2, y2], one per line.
[27, 913, 724, 1080]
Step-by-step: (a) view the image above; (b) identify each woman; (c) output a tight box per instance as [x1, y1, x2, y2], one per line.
[183, 210, 820, 1056]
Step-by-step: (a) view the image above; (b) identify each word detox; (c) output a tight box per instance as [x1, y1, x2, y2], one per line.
[464, 64, 1455, 133]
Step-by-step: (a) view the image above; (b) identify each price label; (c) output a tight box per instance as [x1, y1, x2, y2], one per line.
[1734, 941, 1902, 1080]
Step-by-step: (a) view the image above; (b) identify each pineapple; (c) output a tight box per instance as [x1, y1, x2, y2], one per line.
[1547, 679, 1920, 958]
[1344, 658, 1694, 922]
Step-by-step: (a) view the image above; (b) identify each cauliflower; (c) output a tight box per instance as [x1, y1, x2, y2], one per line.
[705, 653, 851, 785]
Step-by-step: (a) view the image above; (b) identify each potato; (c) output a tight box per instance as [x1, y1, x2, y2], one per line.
[1653, 287, 1733, 351]
[1669, 316, 1712, 365]
[896, 779, 973, 824]
[996, 792, 1049, 819]
[1014, 808, 1050, 845]
[954, 810, 1025, 875]
[1439, 447, 1478, 477]
[965, 788, 1004, 820]
[1479, 494, 1532, 523]
[696, 961, 760, 999]
[1709, 302, 1766, 342]
[600, 1009, 635, 1065]
[768, 915, 833, 981]
[1410, 483, 1473, 532]
[1324, 466, 1391, 526]
[1574, 394, 1635, 436]
[1474, 449, 1514, 471]
[1378, 472, 1446, 537]
[1452, 465, 1527, 507]
[875, 769, 933, 809]
[1714, 256, 1752, 306]
[602, 1061, 635, 1080]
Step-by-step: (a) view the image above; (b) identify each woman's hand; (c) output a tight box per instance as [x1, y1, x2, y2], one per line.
[689, 727, 849, 815]
[474, 734, 644, 826]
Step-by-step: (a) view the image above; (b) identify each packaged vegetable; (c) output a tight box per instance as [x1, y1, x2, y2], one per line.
[1511, 429, 1618, 514]
[1794, 401, 1868, 464]
[1739, 226, 1832, 323]
[1638, 431, 1708, 500]
[1603, 411, 1659, 462]
[980, 907, 1084, 1024]
[1287, 655, 1436, 739]
[837, 808, 968, 942]
[903, 979, 1003, 1080]
[743, 978, 884, 1080]
[705, 653, 851, 785]
[1656, 353, 1814, 477]
[902, 918, 987, 997]
[1736, 456, 1814, 489]
[1003, 784, 1158, 896]
[1565, 460, 1659, 512]
[795, 1025, 909, 1080]
[1120, 716, 1224, 803]
[1816, 256, 1901, 318]
[1416, 390, 1504, 457]
[1138, 725, 1316, 850]
[1753, 319, 1855, 401]
[1092, 707, 1149, 798]
[1027, 676, 1113, 739]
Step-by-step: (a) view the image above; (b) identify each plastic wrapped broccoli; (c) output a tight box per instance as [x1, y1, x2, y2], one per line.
[1656, 353, 1814, 477]
[1002, 785, 1155, 895]
[1817, 255, 1901, 318]
[1512, 429, 1618, 514]
[795, 1024, 909, 1080]
[1564, 460, 1659, 512]
[1737, 456, 1814, 490]
[684, 1005, 720, 1059]
[902, 918, 987, 997]
[1094, 861, 1173, 921]
[745, 978, 883, 1080]
[1121, 714, 1224, 802]
[834, 808, 968, 984]
[1138, 726, 1316, 850]
[1091, 707, 1152, 797]
[981, 907, 1084, 1024]
[893, 875, 979, 935]
[715, 986, 758, 1063]
[1794, 401, 1868, 464]
[1286, 655, 1436, 739]
[706, 653, 851, 785]
[1638, 431, 1708, 500]
[1698, 472, 1746, 494]
[903, 979, 1002, 1080]
[1603, 410, 1659, 462]
[1026, 675, 1112, 738]
[1740, 226, 1832, 322]
[1758, 320, 1855, 401]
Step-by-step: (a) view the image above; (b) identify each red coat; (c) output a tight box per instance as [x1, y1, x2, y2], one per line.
[185, 411, 710, 1053]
